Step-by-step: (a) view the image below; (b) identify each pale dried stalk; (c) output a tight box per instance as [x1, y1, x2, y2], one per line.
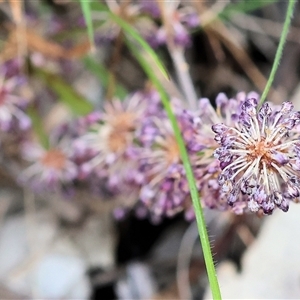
[156, 0, 198, 109]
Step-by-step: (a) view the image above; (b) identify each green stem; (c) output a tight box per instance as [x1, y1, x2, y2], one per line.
[83, 3, 221, 298]
[79, 0, 95, 49]
[259, 0, 296, 106]
[158, 71, 222, 300]
[126, 42, 222, 300]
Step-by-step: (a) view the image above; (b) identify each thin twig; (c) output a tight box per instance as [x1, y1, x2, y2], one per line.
[156, 0, 198, 109]
[232, 13, 300, 45]
[209, 22, 283, 103]
[9, 0, 27, 61]
[236, 224, 255, 247]
[170, 48, 198, 109]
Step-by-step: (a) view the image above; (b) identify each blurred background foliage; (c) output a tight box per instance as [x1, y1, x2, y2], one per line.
[0, 0, 300, 299]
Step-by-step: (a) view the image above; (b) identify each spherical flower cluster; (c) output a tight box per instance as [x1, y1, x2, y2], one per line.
[93, 0, 199, 48]
[5, 0, 299, 224]
[93, 1, 158, 45]
[74, 92, 151, 198]
[20, 137, 78, 193]
[212, 99, 300, 214]
[190, 92, 259, 214]
[8, 72, 300, 220]
[136, 112, 196, 220]
[140, 0, 199, 48]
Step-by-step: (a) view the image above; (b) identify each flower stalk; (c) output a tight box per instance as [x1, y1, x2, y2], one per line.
[259, 0, 296, 106]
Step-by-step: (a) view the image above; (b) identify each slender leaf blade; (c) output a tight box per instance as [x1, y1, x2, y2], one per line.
[83, 56, 127, 99]
[220, 0, 279, 20]
[34, 68, 93, 116]
[90, 2, 169, 81]
[79, 0, 95, 48]
[27, 106, 50, 149]
[126, 39, 221, 300]
[84, 3, 221, 298]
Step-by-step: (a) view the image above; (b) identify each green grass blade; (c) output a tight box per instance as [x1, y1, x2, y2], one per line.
[127, 39, 221, 300]
[83, 56, 128, 99]
[109, 17, 168, 80]
[34, 68, 93, 116]
[89, 2, 169, 81]
[79, 0, 94, 48]
[27, 106, 50, 150]
[199, 0, 280, 28]
[85, 2, 221, 296]
[220, 0, 279, 20]
[259, 0, 296, 106]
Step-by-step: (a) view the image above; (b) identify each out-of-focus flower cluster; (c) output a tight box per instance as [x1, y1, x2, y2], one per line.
[0, 61, 31, 133]
[1, 1, 299, 222]
[94, 0, 199, 48]
[3, 56, 300, 222]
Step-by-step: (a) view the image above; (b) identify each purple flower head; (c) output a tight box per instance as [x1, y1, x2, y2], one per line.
[19, 133, 78, 193]
[213, 99, 300, 214]
[0, 63, 31, 132]
[143, 1, 199, 48]
[139, 0, 161, 18]
[191, 92, 268, 214]
[173, 23, 191, 47]
[180, 10, 199, 28]
[74, 93, 150, 199]
[198, 160, 247, 213]
[136, 110, 197, 219]
[139, 85, 165, 115]
[150, 20, 191, 48]
[190, 92, 246, 162]
[93, 2, 158, 45]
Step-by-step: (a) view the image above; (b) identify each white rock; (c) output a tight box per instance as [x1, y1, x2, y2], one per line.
[204, 203, 300, 299]
[73, 214, 116, 269]
[116, 261, 157, 300]
[0, 210, 91, 299]
[34, 253, 90, 299]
